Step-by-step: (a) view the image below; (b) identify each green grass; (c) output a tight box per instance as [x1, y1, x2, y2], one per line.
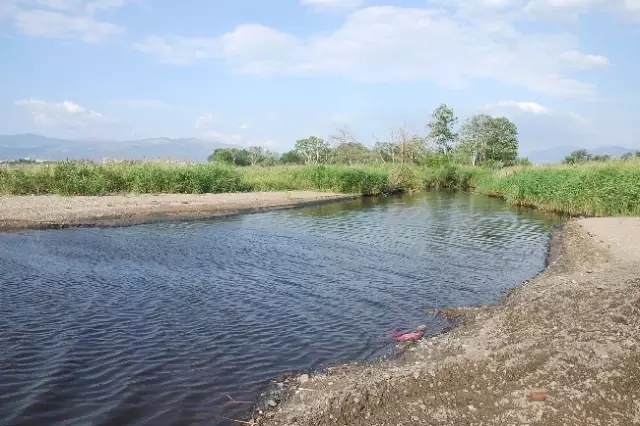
[0, 162, 247, 195]
[2, 159, 640, 217]
[475, 160, 640, 216]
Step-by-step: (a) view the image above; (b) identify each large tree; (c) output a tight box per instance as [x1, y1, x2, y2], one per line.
[248, 145, 265, 166]
[294, 136, 330, 164]
[427, 104, 459, 155]
[208, 148, 251, 166]
[280, 150, 304, 164]
[563, 149, 592, 164]
[334, 142, 370, 165]
[459, 115, 519, 166]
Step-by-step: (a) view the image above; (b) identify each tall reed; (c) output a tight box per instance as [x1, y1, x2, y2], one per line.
[2, 159, 640, 217]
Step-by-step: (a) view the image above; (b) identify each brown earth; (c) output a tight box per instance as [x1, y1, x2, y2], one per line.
[255, 217, 640, 426]
[0, 192, 355, 231]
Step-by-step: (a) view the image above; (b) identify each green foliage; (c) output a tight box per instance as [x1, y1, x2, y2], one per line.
[563, 149, 592, 164]
[294, 136, 331, 165]
[592, 154, 611, 162]
[333, 142, 371, 165]
[514, 157, 532, 166]
[422, 164, 475, 190]
[0, 162, 246, 195]
[458, 114, 519, 166]
[208, 148, 251, 166]
[621, 151, 640, 160]
[4, 157, 640, 218]
[239, 165, 390, 195]
[280, 150, 304, 164]
[476, 160, 640, 216]
[427, 104, 459, 154]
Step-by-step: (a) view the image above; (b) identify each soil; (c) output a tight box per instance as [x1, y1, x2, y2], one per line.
[0, 192, 355, 231]
[255, 217, 640, 426]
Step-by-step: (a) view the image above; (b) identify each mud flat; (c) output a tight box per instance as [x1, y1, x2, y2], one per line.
[257, 218, 640, 426]
[0, 192, 355, 231]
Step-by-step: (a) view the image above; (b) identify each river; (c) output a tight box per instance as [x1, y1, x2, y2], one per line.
[0, 192, 561, 425]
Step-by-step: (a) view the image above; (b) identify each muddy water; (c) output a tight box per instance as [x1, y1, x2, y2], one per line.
[0, 192, 561, 425]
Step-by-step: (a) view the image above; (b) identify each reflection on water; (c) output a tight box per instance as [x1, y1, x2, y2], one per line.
[0, 192, 562, 426]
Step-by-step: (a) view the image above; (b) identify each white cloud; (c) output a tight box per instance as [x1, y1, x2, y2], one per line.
[35, 0, 83, 10]
[118, 99, 172, 109]
[86, 0, 127, 14]
[569, 111, 589, 123]
[239, 123, 249, 130]
[300, 0, 365, 11]
[194, 113, 214, 129]
[0, 0, 15, 18]
[15, 99, 110, 127]
[523, 0, 601, 17]
[134, 6, 609, 97]
[201, 130, 243, 144]
[489, 101, 551, 114]
[14, 9, 122, 42]
[560, 49, 609, 68]
[200, 129, 279, 149]
[523, 0, 640, 19]
[3, 0, 130, 42]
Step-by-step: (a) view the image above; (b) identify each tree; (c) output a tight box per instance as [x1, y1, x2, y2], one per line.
[208, 148, 251, 166]
[592, 154, 611, 162]
[485, 116, 518, 166]
[261, 150, 279, 166]
[621, 152, 634, 160]
[373, 140, 397, 163]
[334, 142, 370, 165]
[248, 145, 265, 166]
[564, 149, 592, 164]
[458, 114, 491, 166]
[427, 104, 458, 155]
[294, 136, 330, 164]
[458, 115, 519, 166]
[280, 150, 304, 164]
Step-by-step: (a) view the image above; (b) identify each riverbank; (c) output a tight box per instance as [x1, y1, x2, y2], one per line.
[3, 160, 640, 216]
[0, 192, 355, 231]
[255, 217, 640, 425]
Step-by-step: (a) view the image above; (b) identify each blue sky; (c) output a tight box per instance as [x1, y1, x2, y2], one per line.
[1, 0, 638, 155]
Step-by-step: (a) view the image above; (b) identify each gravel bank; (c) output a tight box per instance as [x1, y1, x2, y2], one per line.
[0, 192, 355, 231]
[256, 218, 640, 426]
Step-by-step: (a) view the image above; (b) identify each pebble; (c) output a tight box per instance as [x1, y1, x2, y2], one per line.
[267, 399, 278, 408]
[299, 374, 310, 384]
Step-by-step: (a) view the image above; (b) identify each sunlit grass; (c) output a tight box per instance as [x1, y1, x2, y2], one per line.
[475, 159, 640, 216]
[2, 159, 640, 216]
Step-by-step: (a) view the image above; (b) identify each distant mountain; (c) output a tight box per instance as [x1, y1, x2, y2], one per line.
[0, 134, 240, 162]
[527, 145, 637, 164]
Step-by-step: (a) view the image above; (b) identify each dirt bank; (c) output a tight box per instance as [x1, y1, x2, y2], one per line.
[256, 218, 640, 426]
[0, 192, 355, 231]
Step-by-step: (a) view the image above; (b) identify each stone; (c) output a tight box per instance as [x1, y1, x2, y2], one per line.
[267, 399, 278, 408]
[299, 374, 310, 384]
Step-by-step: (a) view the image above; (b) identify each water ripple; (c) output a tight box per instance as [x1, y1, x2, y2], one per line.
[0, 192, 561, 426]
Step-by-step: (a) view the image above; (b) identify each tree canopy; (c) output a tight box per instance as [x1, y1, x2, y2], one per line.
[208, 104, 525, 168]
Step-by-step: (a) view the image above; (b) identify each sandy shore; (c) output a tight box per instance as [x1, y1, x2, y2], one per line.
[256, 218, 640, 425]
[0, 192, 355, 231]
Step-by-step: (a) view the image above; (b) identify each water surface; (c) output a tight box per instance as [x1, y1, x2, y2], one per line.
[0, 192, 561, 425]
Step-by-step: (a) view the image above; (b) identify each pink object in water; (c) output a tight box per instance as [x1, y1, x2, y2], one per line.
[390, 330, 424, 342]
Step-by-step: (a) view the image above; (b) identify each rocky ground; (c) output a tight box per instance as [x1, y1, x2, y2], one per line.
[0, 192, 354, 231]
[255, 217, 640, 426]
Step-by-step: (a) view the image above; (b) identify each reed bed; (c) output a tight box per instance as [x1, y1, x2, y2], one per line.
[2, 159, 639, 216]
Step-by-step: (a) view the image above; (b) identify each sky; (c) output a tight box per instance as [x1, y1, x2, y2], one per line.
[0, 0, 639, 155]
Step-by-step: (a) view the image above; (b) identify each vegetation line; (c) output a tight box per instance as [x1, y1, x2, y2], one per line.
[2, 104, 639, 217]
[1, 160, 640, 217]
